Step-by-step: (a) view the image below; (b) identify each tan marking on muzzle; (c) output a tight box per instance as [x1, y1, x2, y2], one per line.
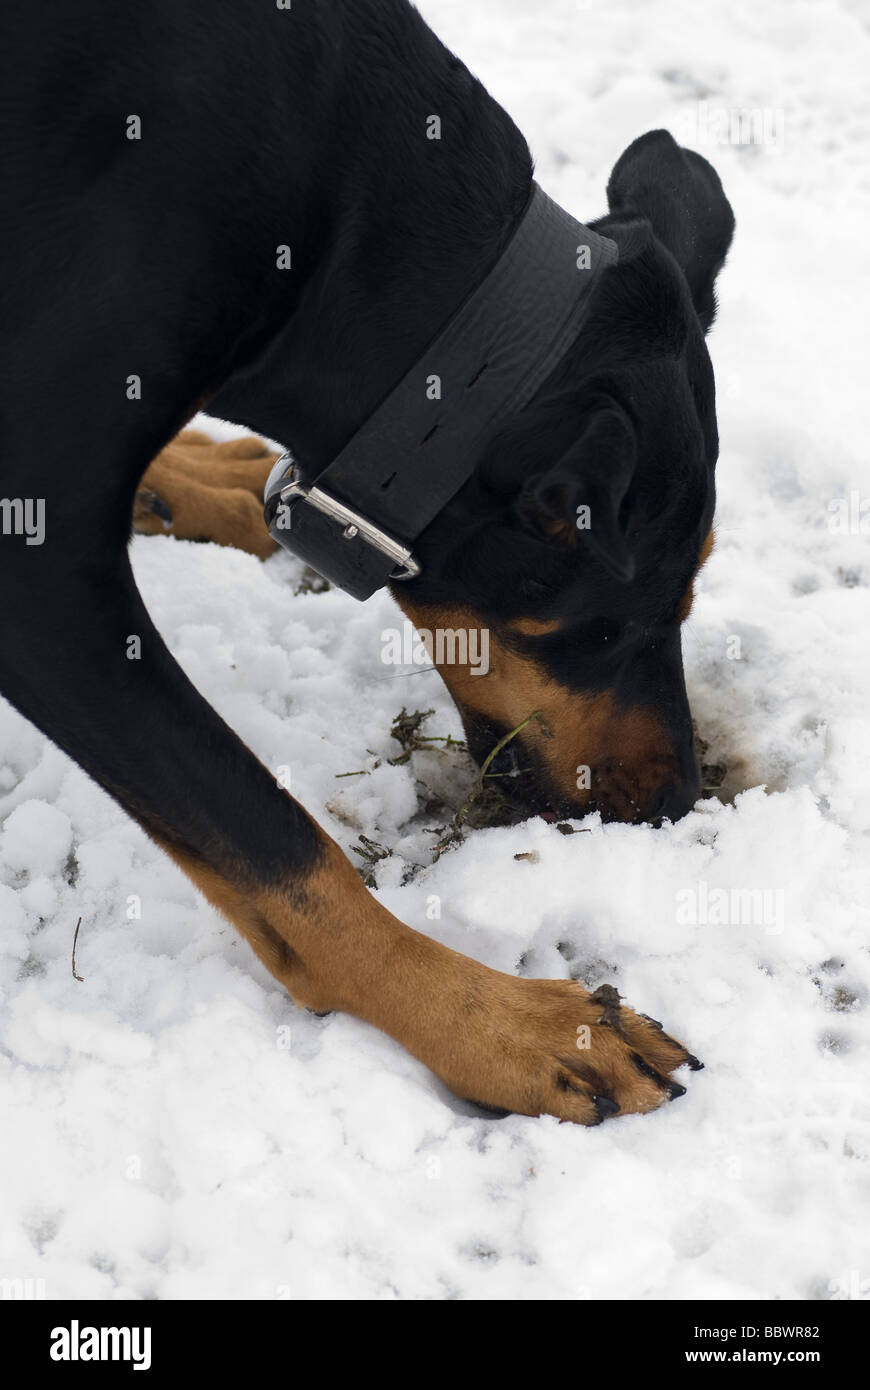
[395, 596, 678, 817]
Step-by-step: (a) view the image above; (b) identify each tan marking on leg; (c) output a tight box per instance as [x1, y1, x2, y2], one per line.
[677, 526, 715, 622]
[174, 429, 215, 448]
[152, 432, 278, 496]
[152, 828, 695, 1121]
[134, 432, 279, 558]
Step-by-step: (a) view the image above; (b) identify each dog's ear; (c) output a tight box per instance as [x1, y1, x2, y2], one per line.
[606, 130, 735, 331]
[516, 401, 637, 582]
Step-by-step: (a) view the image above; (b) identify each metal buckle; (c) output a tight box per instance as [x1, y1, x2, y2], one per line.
[267, 454, 421, 582]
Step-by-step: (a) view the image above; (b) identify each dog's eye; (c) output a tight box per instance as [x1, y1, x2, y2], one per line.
[576, 618, 622, 647]
[521, 577, 558, 601]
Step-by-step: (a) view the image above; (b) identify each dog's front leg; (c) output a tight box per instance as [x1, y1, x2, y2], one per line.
[181, 827, 698, 1123]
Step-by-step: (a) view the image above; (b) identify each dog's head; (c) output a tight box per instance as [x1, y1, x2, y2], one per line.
[394, 131, 734, 825]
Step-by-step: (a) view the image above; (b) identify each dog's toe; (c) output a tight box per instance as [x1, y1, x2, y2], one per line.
[132, 486, 173, 529]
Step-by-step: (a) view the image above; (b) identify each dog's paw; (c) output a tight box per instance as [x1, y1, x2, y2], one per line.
[446, 975, 700, 1125]
[132, 430, 280, 557]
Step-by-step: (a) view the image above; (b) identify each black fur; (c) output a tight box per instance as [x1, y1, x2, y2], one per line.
[0, 0, 733, 886]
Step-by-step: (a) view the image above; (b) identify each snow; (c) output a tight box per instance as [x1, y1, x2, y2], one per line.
[2, 0, 869, 1301]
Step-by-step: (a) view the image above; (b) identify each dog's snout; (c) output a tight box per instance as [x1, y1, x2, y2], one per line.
[457, 700, 703, 827]
[615, 743, 701, 825]
[645, 775, 700, 825]
[589, 770, 696, 826]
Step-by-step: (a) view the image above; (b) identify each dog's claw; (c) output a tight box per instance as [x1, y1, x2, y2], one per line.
[640, 1011, 664, 1031]
[593, 1094, 620, 1122]
[134, 487, 173, 526]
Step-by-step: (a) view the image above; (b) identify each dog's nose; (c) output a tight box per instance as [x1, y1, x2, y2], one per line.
[584, 770, 700, 826]
[648, 776, 699, 824]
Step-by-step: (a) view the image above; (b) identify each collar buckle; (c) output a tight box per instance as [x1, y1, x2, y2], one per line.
[267, 455, 421, 585]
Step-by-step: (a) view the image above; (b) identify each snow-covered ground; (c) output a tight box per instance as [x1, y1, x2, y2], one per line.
[2, 0, 869, 1301]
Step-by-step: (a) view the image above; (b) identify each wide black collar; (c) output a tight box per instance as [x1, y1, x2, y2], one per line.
[264, 183, 618, 600]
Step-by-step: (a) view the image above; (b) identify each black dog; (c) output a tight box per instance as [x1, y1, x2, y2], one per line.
[0, 0, 733, 1123]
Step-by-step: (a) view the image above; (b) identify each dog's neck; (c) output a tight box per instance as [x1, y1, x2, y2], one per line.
[207, 11, 532, 472]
